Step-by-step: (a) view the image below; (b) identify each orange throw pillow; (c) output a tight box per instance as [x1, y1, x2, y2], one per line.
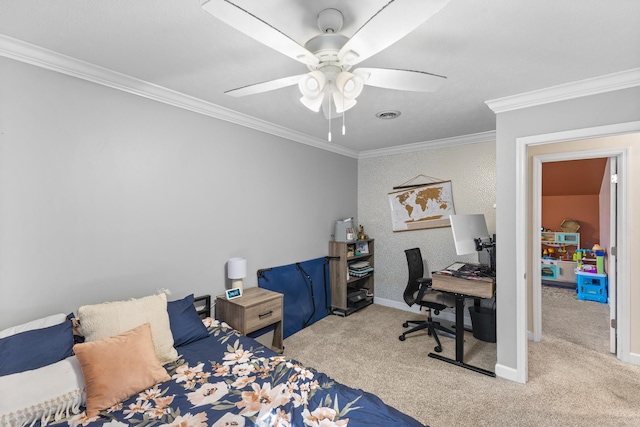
[73, 323, 170, 417]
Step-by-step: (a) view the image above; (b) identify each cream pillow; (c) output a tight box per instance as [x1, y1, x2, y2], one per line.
[73, 323, 170, 418]
[77, 293, 178, 363]
[0, 356, 84, 427]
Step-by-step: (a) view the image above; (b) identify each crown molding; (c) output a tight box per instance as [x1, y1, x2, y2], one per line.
[485, 68, 640, 114]
[0, 35, 359, 159]
[358, 130, 496, 159]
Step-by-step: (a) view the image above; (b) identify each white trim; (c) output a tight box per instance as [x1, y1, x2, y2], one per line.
[0, 33, 494, 160]
[374, 296, 421, 313]
[518, 121, 640, 145]
[494, 363, 520, 383]
[531, 159, 543, 343]
[0, 34, 359, 159]
[358, 131, 496, 159]
[630, 352, 640, 366]
[517, 122, 639, 384]
[608, 157, 618, 354]
[514, 134, 529, 384]
[486, 68, 640, 113]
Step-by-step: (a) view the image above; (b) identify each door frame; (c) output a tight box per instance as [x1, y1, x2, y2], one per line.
[515, 120, 638, 382]
[532, 152, 619, 351]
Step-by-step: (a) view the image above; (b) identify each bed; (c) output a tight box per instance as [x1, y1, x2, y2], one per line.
[0, 292, 425, 427]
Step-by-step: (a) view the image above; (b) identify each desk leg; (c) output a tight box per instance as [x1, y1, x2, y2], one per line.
[428, 294, 496, 377]
[455, 295, 464, 361]
[452, 298, 480, 333]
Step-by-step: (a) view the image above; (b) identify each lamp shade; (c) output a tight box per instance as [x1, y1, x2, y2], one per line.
[227, 257, 247, 279]
[336, 71, 364, 100]
[300, 93, 325, 112]
[332, 91, 357, 114]
[298, 71, 326, 98]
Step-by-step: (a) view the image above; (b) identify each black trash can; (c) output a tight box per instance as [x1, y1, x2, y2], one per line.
[468, 306, 496, 343]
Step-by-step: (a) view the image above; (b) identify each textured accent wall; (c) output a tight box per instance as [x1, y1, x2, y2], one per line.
[358, 141, 496, 304]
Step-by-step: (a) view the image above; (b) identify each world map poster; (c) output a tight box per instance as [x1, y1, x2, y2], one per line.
[388, 180, 455, 231]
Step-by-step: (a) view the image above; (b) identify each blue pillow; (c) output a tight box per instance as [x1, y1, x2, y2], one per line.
[0, 321, 74, 376]
[167, 294, 209, 347]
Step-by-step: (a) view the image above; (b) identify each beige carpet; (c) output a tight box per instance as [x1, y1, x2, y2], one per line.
[282, 286, 640, 427]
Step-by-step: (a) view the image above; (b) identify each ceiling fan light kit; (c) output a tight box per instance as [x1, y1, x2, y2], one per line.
[332, 91, 357, 114]
[201, 0, 450, 138]
[298, 71, 326, 98]
[336, 72, 364, 100]
[300, 93, 324, 113]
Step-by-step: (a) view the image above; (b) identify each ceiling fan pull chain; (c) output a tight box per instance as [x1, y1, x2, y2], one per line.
[328, 98, 332, 142]
[342, 96, 346, 136]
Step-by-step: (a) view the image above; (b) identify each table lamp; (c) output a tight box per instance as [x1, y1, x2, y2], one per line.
[227, 257, 247, 292]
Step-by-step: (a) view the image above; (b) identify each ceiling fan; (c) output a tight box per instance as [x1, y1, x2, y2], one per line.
[201, 0, 449, 126]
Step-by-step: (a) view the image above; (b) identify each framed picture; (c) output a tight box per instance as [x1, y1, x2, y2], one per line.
[388, 180, 455, 231]
[356, 241, 369, 254]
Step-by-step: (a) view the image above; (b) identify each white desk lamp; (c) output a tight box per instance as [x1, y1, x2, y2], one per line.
[227, 257, 247, 292]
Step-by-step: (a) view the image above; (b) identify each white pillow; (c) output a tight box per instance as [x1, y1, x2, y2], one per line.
[77, 293, 178, 363]
[0, 313, 67, 339]
[0, 356, 85, 427]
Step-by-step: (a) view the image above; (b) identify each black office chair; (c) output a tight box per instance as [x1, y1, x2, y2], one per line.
[399, 248, 456, 352]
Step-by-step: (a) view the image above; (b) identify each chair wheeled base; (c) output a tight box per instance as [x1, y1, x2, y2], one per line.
[399, 317, 455, 353]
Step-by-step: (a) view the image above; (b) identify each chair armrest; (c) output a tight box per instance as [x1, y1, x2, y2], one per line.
[416, 278, 433, 301]
[417, 277, 432, 286]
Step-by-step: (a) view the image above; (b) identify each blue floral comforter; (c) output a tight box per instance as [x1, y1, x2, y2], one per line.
[59, 320, 425, 427]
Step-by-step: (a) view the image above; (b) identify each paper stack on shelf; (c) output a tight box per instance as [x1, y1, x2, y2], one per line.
[349, 261, 373, 278]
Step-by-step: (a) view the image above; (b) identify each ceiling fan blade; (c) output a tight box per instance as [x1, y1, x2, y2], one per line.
[355, 67, 446, 92]
[225, 74, 305, 97]
[201, 0, 319, 67]
[338, 0, 450, 66]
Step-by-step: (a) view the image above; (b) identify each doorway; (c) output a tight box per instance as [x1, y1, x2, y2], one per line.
[534, 156, 615, 354]
[513, 122, 638, 384]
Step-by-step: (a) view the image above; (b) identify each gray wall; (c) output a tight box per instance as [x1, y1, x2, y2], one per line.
[0, 57, 357, 329]
[494, 86, 640, 372]
[358, 141, 496, 307]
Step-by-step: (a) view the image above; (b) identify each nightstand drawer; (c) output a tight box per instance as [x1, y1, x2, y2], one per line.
[244, 298, 282, 333]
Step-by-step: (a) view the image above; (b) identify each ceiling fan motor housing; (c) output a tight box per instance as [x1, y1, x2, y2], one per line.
[317, 8, 343, 33]
[304, 34, 350, 70]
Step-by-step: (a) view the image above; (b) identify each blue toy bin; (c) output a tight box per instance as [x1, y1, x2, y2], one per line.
[576, 271, 607, 303]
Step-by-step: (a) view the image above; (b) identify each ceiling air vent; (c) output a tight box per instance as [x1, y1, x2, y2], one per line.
[375, 110, 401, 120]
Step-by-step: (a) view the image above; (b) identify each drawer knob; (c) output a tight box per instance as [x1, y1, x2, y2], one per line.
[258, 310, 273, 319]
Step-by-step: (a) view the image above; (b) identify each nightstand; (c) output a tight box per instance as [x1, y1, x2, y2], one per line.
[215, 287, 284, 353]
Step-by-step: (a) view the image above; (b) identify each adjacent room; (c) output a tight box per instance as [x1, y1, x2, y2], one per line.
[1, 1, 639, 426]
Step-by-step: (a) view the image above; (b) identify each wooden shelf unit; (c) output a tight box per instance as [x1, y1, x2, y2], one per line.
[329, 239, 374, 316]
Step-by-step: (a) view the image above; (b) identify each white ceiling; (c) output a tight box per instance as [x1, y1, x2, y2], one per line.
[1, 0, 639, 154]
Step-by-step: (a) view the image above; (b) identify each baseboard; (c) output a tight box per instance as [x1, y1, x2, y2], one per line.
[629, 352, 640, 366]
[374, 296, 421, 313]
[494, 363, 525, 383]
[374, 296, 472, 328]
